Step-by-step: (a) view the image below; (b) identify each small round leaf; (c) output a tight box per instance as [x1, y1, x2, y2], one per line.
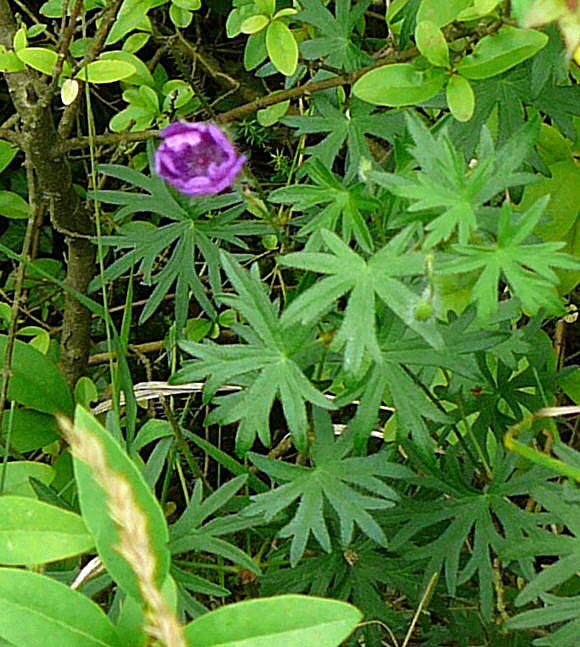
[60, 78, 79, 106]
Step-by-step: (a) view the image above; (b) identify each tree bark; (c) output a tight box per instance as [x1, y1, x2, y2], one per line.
[0, 0, 95, 390]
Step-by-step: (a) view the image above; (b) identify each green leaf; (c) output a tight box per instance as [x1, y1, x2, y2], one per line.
[280, 228, 442, 374]
[75, 59, 136, 83]
[297, 0, 373, 72]
[0, 496, 94, 565]
[0, 46, 24, 73]
[520, 160, 580, 242]
[171, 253, 332, 454]
[12, 26, 27, 52]
[15, 46, 57, 75]
[72, 406, 171, 602]
[169, 477, 261, 576]
[257, 100, 290, 126]
[416, 0, 471, 27]
[184, 594, 362, 647]
[386, 446, 550, 620]
[122, 32, 150, 54]
[457, 26, 548, 80]
[457, 0, 501, 21]
[269, 157, 379, 251]
[169, 3, 193, 28]
[505, 483, 580, 607]
[247, 409, 398, 565]
[0, 461, 54, 497]
[353, 64, 447, 106]
[0, 141, 18, 174]
[100, 50, 155, 86]
[0, 336, 73, 415]
[240, 14, 269, 33]
[173, 0, 201, 9]
[1, 409, 59, 453]
[0, 568, 122, 647]
[366, 113, 540, 247]
[440, 200, 580, 323]
[446, 74, 475, 122]
[244, 29, 268, 70]
[0, 191, 28, 219]
[283, 94, 404, 183]
[106, 0, 161, 45]
[506, 594, 580, 647]
[415, 20, 449, 67]
[266, 20, 298, 76]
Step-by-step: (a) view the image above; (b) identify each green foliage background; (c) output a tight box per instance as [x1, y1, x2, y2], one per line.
[0, 0, 579, 646]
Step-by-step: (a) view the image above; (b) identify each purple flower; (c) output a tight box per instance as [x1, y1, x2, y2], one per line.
[154, 121, 246, 197]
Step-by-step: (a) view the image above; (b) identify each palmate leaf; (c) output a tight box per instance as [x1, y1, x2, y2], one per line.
[170, 252, 332, 455]
[366, 113, 540, 247]
[385, 445, 551, 620]
[269, 158, 379, 252]
[296, 0, 373, 72]
[447, 31, 580, 156]
[279, 228, 443, 376]
[169, 476, 261, 580]
[343, 309, 506, 452]
[501, 482, 580, 608]
[260, 537, 417, 646]
[92, 144, 269, 326]
[439, 199, 580, 323]
[246, 408, 404, 566]
[506, 594, 580, 647]
[283, 95, 404, 182]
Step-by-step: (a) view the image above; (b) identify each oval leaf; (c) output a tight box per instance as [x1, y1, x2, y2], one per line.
[0, 48, 25, 73]
[0, 141, 18, 174]
[415, 20, 449, 67]
[0, 461, 54, 497]
[353, 64, 447, 106]
[15, 46, 57, 75]
[0, 336, 73, 415]
[72, 406, 170, 602]
[244, 29, 268, 70]
[417, 0, 471, 27]
[266, 20, 298, 76]
[257, 99, 290, 126]
[457, 26, 548, 80]
[185, 594, 362, 647]
[60, 78, 79, 105]
[100, 50, 155, 87]
[240, 14, 269, 34]
[0, 568, 122, 647]
[0, 496, 94, 565]
[1, 409, 59, 453]
[75, 59, 136, 83]
[446, 74, 475, 122]
[0, 191, 28, 219]
[106, 0, 157, 45]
